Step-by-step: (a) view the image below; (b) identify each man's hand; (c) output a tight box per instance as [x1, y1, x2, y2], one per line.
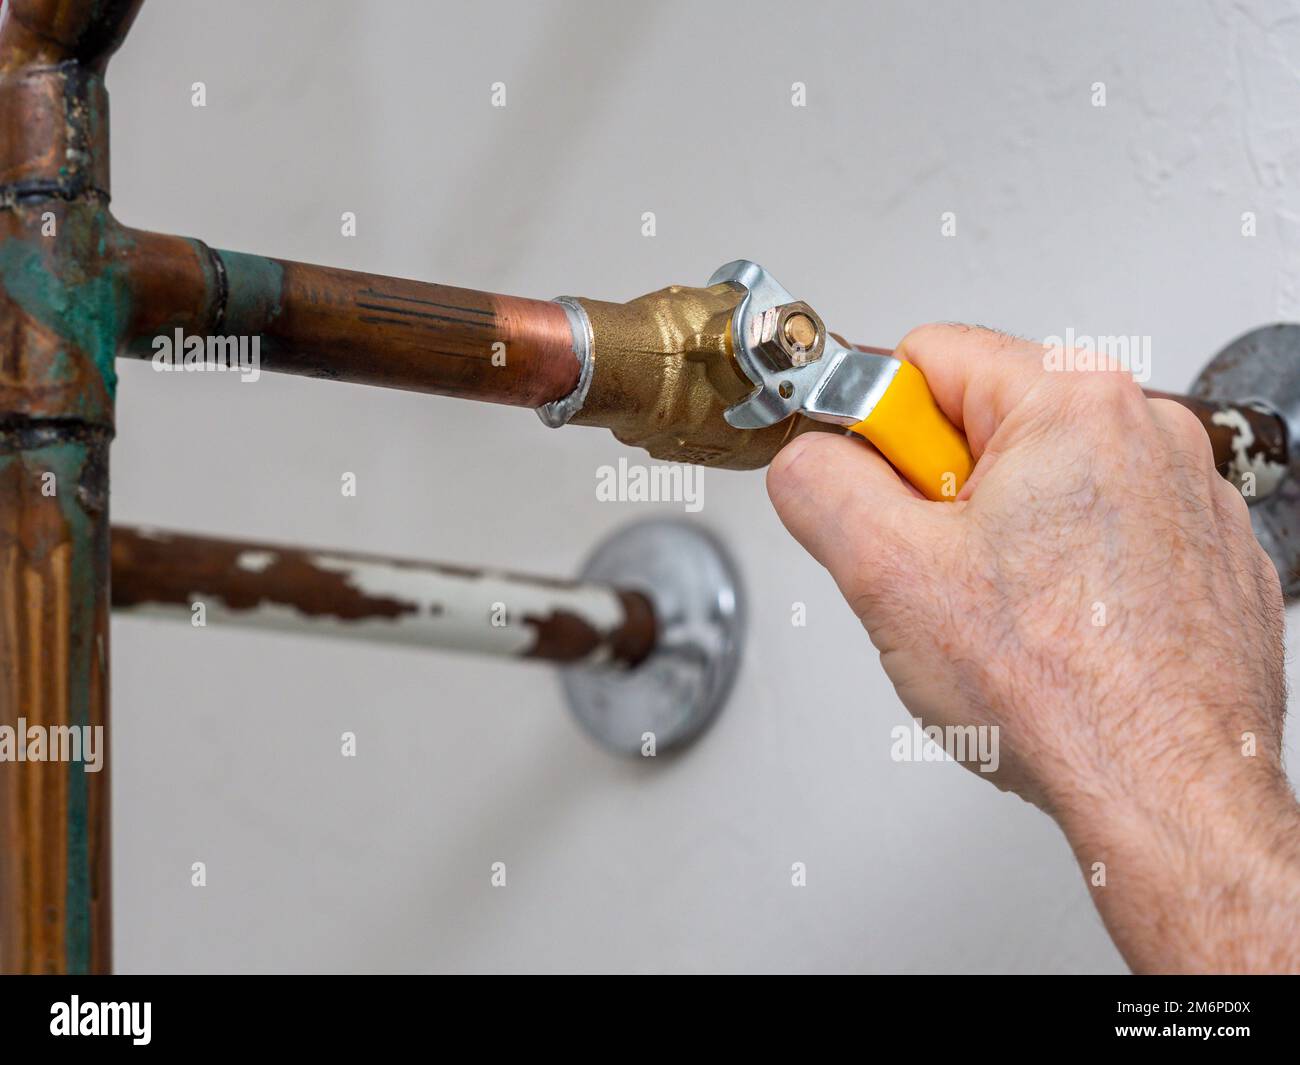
[767, 323, 1300, 973]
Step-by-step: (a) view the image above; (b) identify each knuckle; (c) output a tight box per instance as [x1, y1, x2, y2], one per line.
[1056, 369, 1147, 425]
[1075, 369, 1144, 403]
[898, 321, 1021, 359]
[1159, 400, 1214, 453]
[897, 321, 963, 357]
[1151, 402, 1225, 490]
[1212, 472, 1253, 523]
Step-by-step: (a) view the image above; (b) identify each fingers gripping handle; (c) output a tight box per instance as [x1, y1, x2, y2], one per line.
[848, 361, 973, 501]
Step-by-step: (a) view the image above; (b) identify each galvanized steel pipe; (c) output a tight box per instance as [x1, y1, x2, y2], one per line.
[110, 527, 658, 667]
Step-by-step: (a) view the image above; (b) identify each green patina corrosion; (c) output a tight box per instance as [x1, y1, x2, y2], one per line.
[0, 216, 131, 403]
[0, 443, 103, 974]
[0, 40, 123, 977]
[0, 208, 122, 973]
[216, 249, 284, 336]
[54, 442, 98, 975]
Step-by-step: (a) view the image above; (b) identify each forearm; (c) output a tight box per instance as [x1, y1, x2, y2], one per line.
[1059, 770, 1300, 973]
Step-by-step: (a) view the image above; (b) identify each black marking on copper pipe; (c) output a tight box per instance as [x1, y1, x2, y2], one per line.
[353, 301, 496, 329]
[7, 181, 109, 205]
[0, 416, 104, 445]
[357, 288, 496, 317]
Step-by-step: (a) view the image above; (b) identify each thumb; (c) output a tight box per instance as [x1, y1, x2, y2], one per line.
[766, 431, 943, 605]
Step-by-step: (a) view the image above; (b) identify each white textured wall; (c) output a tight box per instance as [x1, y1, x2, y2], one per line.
[105, 0, 1300, 973]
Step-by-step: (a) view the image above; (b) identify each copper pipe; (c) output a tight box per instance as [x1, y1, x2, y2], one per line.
[117, 230, 582, 409]
[111, 527, 658, 668]
[2, 0, 1292, 984]
[114, 230, 1291, 482]
[0, 0, 141, 71]
[0, 0, 139, 976]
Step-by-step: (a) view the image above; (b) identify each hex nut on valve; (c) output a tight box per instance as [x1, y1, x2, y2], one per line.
[754, 301, 826, 371]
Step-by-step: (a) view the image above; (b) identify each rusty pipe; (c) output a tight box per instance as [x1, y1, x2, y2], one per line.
[110, 526, 658, 667]
[1145, 390, 1289, 493]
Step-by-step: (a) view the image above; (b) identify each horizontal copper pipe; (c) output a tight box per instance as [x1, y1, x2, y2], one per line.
[118, 230, 581, 408]
[111, 526, 657, 667]
[114, 230, 1293, 483]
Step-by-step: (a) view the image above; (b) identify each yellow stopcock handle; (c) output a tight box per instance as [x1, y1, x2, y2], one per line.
[711, 260, 975, 501]
[848, 360, 973, 501]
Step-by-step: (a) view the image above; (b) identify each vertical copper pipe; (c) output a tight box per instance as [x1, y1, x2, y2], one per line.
[0, 427, 113, 975]
[0, 0, 142, 71]
[0, 0, 139, 974]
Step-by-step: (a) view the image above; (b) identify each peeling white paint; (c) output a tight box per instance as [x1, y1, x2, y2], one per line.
[123, 553, 630, 664]
[1211, 407, 1288, 497]
[313, 555, 626, 659]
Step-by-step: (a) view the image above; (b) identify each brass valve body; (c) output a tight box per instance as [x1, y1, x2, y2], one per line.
[572, 281, 828, 469]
